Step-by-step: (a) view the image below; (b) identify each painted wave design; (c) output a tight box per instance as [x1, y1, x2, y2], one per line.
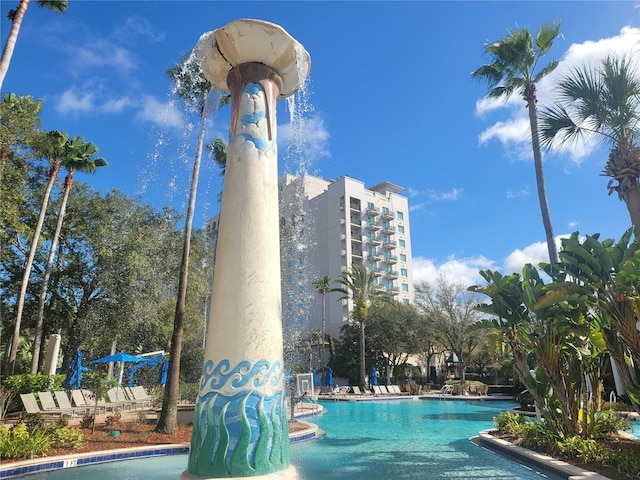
[187, 388, 289, 477]
[200, 359, 283, 393]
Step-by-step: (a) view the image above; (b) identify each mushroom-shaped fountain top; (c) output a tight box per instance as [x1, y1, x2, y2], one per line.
[195, 19, 311, 98]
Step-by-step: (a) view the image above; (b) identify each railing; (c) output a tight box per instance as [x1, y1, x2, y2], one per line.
[366, 206, 380, 216]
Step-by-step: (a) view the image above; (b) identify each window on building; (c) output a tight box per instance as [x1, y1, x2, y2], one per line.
[367, 202, 374, 209]
[399, 239, 405, 248]
[382, 206, 389, 215]
[397, 211, 404, 220]
[383, 235, 391, 244]
[401, 268, 407, 277]
[398, 225, 404, 234]
[400, 253, 406, 262]
[401, 283, 409, 292]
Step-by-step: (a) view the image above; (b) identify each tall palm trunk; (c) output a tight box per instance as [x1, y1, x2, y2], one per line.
[526, 94, 559, 264]
[8, 161, 59, 374]
[31, 172, 72, 373]
[156, 101, 208, 434]
[321, 291, 326, 366]
[359, 319, 366, 387]
[0, 0, 29, 91]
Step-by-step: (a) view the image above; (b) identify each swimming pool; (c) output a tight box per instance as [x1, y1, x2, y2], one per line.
[25, 399, 552, 479]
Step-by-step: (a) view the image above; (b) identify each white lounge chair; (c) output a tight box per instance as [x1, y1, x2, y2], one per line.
[129, 386, 153, 408]
[20, 393, 70, 419]
[54, 391, 91, 417]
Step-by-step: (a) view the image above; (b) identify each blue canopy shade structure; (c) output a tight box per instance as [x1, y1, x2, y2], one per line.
[371, 367, 378, 386]
[63, 349, 91, 390]
[324, 368, 333, 387]
[159, 357, 168, 386]
[125, 353, 166, 387]
[91, 352, 146, 364]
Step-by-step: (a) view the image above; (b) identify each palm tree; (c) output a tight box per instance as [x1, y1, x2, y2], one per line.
[312, 275, 331, 367]
[30, 136, 106, 373]
[0, 0, 68, 91]
[156, 53, 227, 435]
[472, 22, 561, 264]
[539, 55, 640, 232]
[7, 130, 68, 374]
[332, 264, 386, 387]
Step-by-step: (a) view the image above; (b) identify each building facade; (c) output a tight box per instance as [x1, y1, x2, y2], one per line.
[278, 174, 414, 343]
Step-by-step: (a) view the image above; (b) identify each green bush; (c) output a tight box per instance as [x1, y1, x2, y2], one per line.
[605, 445, 640, 478]
[0, 416, 84, 460]
[0, 422, 50, 459]
[179, 383, 200, 403]
[1, 374, 66, 413]
[590, 411, 631, 439]
[493, 410, 527, 436]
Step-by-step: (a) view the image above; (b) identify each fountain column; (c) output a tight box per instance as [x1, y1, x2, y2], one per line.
[182, 20, 310, 480]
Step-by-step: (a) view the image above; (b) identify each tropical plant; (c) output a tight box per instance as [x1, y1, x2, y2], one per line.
[332, 264, 387, 387]
[540, 55, 640, 232]
[7, 130, 68, 374]
[312, 275, 332, 366]
[472, 21, 562, 264]
[0, 0, 68, 91]
[541, 230, 640, 408]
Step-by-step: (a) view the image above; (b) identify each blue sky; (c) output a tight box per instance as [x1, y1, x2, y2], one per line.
[2, 1, 639, 286]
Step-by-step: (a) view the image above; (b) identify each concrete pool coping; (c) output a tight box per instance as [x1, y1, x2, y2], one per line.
[475, 430, 612, 480]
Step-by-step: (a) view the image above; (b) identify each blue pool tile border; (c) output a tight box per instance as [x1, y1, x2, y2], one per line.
[0, 445, 190, 478]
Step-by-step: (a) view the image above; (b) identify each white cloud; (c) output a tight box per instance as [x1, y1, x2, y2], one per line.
[137, 96, 184, 128]
[412, 255, 495, 287]
[56, 88, 96, 114]
[409, 202, 425, 212]
[414, 236, 572, 288]
[428, 187, 463, 201]
[506, 186, 530, 198]
[474, 27, 640, 163]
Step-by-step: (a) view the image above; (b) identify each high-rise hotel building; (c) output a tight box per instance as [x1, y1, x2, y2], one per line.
[278, 174, 414, 342]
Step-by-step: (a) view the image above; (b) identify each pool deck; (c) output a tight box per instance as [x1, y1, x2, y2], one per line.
[0, 396, 619, 480]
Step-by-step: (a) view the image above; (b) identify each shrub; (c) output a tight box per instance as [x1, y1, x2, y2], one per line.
[0, 422, 50, 459]
[0, 416, 83, 459]
[2, 374, 65, 413]
[589, 411, 631, 439]
[494, 410, 527, 436]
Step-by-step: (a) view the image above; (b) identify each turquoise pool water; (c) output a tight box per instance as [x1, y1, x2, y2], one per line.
[27, 399, 551, 479]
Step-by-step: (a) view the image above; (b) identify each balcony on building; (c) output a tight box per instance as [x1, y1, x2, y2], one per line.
[366, 205, 380, 216]
[384, 269, 398, 279]
[365, 221, 381, 231]
[381, 224, 395, 235]
[368, 235, 381, 246]
[382, 255, 398, 263]
[350, 215, 361, 225]
[380, 209, 395, 220]
[368, 250, 382, 261]
[351, 249, 362, 258]
[382, 240, 397, 250]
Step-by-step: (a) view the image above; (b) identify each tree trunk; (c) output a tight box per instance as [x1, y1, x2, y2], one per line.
[0, 0, 29, 91]
[31, 173, 73, 373]
[156, 110, 207, 434]
[527, 98, 559, 264]
[8, 162, 59, 374]
[359, 319, 366, 388]
[624, 182, 640, 235]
